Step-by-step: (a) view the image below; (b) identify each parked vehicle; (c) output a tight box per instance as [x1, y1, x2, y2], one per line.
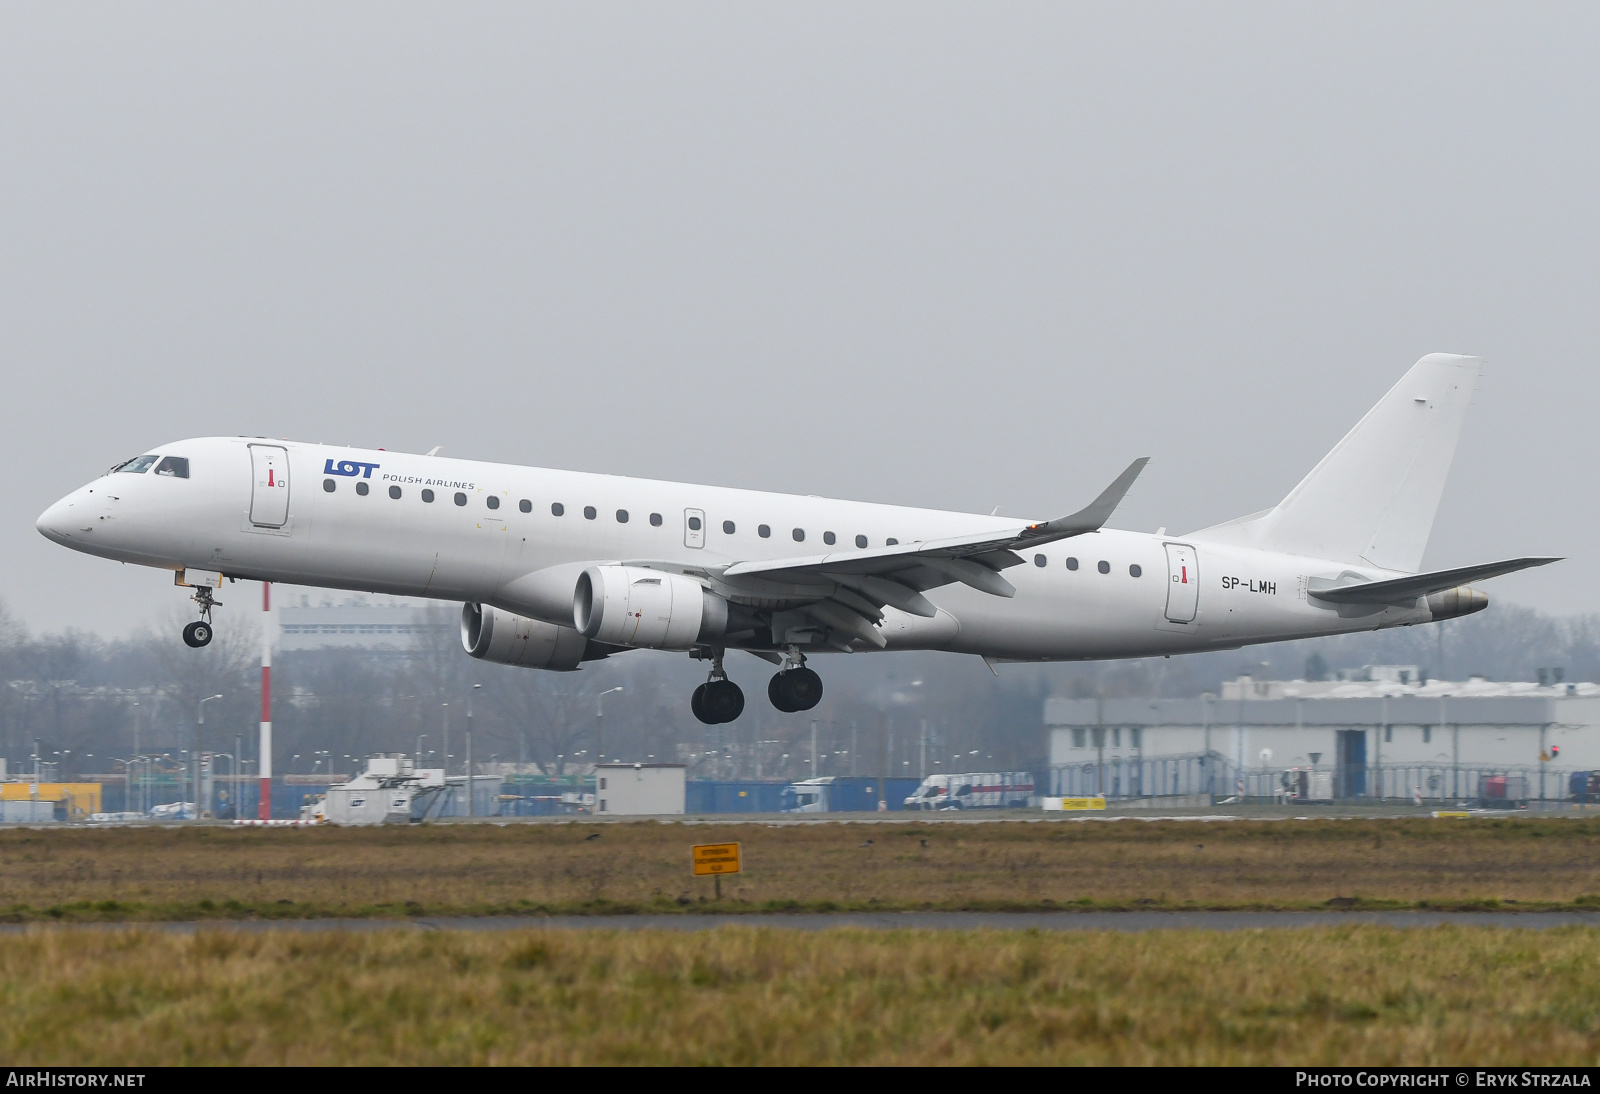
[781, 776, 921, 813]
[903, 772, 1035, 810]
[1569, 771, 1600, 803]
[1478, 774, 1529, 808]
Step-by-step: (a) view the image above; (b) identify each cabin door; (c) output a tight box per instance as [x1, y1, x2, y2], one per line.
[248, 445, 291, 528]
[1163, 542, 1198, 623]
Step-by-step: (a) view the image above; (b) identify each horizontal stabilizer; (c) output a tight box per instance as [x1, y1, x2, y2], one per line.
[1307, 557, 1561, 605]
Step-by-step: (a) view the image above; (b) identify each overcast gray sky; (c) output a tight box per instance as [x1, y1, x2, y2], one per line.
[2, 2, 1595, 637]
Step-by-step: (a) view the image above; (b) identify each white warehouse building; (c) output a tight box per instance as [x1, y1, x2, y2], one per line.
[1046, 670, 1600, 804]
[594, 763, 686, 816]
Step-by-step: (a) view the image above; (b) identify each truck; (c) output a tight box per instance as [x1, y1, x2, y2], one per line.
[780, 776, 921, 813]
[902, 772, 1035, 810]
[1478, 773, 1529, 809]
[301, 756, 447, 825]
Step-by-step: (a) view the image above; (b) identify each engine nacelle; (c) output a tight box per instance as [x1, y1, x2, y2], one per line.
[461, 603, 591, 670]
[1427, 586, 1489, 622]
[574, 565, 728, 650]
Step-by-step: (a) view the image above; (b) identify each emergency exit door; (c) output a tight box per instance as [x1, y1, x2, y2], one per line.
[684, 508, 706, 548]
[1163, 542, 1198, 623]
[249, 445, 291, 527]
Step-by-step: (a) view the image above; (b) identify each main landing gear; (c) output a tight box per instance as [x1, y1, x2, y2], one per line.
[687, 648, 824, 723]
[691, 650, 745, 725]
[768, 667, 822, 712]
[182, 586, 219, 649]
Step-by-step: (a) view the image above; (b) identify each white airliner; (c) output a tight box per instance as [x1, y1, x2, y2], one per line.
[37, 353, 1556, 724]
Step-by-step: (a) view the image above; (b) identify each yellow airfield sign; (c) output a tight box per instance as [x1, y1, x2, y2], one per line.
[692, 842, 742, 876]
[1061, 797, 1106, 811]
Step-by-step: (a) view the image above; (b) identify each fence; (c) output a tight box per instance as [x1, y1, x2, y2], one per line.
[1050, 753, 1587, 805]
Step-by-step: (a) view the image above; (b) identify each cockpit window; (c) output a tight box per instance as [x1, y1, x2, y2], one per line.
[111, 456, 158, 475]
[153, 456, 190, 479]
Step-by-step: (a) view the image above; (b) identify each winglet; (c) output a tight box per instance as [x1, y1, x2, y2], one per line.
[1021, 457, 1150, 543]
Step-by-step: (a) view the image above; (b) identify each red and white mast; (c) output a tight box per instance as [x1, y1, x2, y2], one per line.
[258, 581, 273, 819]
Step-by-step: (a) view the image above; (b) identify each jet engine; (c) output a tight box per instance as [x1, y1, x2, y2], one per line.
[1426, 586, 1489, 622]
[574, 565, 729, 650]
[461, 603, 592, 670]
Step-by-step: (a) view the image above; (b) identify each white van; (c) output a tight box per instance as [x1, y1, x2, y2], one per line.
[903, 772, 1035, 810]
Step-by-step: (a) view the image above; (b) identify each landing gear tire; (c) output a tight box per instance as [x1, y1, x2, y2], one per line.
[768, 667, 823, 712]
[182, 621, 213, 648]
[691, 680, 745, 725]
[704, 679, 745, 723]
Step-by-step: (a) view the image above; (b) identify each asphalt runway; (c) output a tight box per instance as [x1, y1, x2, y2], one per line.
[7, 911, 1599, 934]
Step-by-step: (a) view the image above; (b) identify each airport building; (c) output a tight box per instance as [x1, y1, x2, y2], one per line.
[1045, 668, 1600, 805]
[276, 594, 450, 654]
[594, 763, 686, 815]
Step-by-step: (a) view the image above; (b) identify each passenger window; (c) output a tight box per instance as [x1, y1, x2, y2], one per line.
[356, 482, 369, 496]
[1066, 557, 1078, 571]
[322, 479, 336, 493]
[722, 520, 735, 534]
[421, 489, 435, 503]
[792, 528, 805, 542]
[687, 515, 702, 531]
[519, 499, 532, 513]
[1097, 560, 1110, 574]
[616, 509, 629, 523]
[389, 486, 402, 500]
[153, 456, 189, 478]
[823, 531, 836, 546]
[1129, 563, 1142, 577]
[886, 538, 898, 546]
[758, 524, 771, 538]
[454, 492, 467, 506]
[855, 535, 867, 549]
[584, 506, 597, 520]
[113, 455, 158, 474]
[487, 496, 500, 510]
[650, 513, 663, 526]
[551, 503, 565, 516]
[1034, 554, 1046, 567]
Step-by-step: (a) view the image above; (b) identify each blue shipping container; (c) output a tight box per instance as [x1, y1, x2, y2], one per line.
[686, 781, 788, 814]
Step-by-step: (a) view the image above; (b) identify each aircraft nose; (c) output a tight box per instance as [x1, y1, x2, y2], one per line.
[36, 495, 80, 544]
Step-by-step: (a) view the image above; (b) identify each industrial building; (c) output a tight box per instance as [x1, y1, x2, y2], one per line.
[1046, 669, 1600, 804]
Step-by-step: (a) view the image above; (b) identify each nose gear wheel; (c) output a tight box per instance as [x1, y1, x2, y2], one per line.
[182, 586, 220, 647]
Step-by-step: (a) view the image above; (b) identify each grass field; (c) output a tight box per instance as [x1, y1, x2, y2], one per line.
[3, 816, 1600, 920]
[3, 924, 1598, 1064]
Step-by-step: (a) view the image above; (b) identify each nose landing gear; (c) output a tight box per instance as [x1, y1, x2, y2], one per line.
[690, 649, 744, 725]
[182, 586, 220, 648]
[768, 648, 823, 713]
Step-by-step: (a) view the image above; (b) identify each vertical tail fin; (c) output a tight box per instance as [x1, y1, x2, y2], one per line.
[1194, 353, 1481, 571]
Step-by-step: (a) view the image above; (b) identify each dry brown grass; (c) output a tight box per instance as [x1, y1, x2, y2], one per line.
[2, 924, 1598, 1064]
[3, 816, 1600, 920]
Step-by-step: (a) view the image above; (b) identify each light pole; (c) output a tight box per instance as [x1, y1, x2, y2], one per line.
[417, 735, 426, 768]
[466, 684, 481, 818]
[596, 687, 624, 766]
[441, 702, 449, 777]
[195, 694, 222, 819]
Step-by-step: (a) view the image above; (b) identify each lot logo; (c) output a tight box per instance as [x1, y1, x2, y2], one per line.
[323, 459, 380, 479]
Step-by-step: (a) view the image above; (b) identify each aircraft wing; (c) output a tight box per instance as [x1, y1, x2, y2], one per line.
[1307, 556, 1562, 605]
[715, 459, 1149, 646]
